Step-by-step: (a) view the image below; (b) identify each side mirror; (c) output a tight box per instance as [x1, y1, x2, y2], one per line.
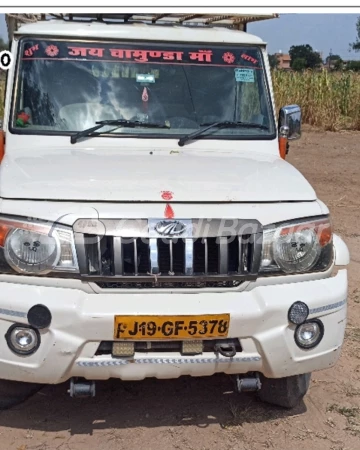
[278, 105, 301, 141]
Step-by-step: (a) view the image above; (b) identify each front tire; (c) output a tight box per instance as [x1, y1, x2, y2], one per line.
[257, 373, 311, 409]
[0, 379, 43, 410]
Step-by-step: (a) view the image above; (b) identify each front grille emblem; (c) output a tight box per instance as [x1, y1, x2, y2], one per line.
[155, 220, 187, 236]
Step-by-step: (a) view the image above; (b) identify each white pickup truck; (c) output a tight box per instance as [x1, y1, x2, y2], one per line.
[0, 13, 349, 409]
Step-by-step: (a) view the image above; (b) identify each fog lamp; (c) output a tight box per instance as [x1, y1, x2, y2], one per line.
[288, 301, 309, 324]
[6, 325, 40, 355]
[295, 320, 324, 349]
[112, 341, 134, 357]
[182, 340, 203, 355]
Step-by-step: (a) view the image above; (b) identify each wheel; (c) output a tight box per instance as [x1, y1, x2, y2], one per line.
[257, 373, 311, 409]
[0, 379, 43, 410]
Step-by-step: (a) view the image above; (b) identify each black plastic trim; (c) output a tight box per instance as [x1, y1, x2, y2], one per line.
[288, 301, 309, 325]
[27, 304, 52, 329]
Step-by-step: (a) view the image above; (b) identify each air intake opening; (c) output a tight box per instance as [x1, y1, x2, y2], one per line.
[193, 239, 206, 273]
[207, 238, 219, 273]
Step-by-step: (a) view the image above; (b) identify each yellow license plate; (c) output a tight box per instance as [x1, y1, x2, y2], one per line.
[114, 314, 230, 340]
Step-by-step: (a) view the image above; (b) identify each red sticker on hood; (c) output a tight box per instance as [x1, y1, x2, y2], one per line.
[161, 191, 174, 200]
[164, 204, 174, 219]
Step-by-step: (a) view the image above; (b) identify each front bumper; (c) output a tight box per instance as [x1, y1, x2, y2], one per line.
[0, 270, 347, 384]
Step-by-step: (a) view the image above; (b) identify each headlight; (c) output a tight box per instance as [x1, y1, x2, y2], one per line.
[260, 216, 333, 275]
[0, 216, 78, 274]
[5, 229, 60, 273]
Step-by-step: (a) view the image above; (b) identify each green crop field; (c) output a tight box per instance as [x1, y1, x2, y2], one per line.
[1, 70, 360, 130]
[272, 70, 360, 131]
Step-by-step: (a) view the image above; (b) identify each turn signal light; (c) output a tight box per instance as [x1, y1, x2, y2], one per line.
[279, 218, 332, 248]
[0, 223, 10, 247]
[278, 136, 288, 159]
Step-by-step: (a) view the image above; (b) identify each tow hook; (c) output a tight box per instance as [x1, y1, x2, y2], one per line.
[68, 378, 96, 398]
[235, 373, 262, 393]
[214, 342, 237, 357]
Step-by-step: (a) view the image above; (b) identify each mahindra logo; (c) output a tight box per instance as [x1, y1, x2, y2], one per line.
[155, 220, 187, 236]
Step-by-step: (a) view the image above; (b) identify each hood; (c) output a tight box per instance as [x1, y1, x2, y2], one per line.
[0, 147, 316, 202]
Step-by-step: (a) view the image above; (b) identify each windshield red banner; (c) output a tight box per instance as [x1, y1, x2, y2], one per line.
[22, 40, 262, 68]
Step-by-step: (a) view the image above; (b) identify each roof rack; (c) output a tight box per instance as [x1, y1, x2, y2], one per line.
[51, 13, 278, 28]
[6, 13, 278, 40]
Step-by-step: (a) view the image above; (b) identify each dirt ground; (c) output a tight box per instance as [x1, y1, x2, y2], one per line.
[0, 130, 359, 450]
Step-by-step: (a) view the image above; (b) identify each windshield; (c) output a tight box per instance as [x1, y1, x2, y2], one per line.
[12, 38, 275, 139]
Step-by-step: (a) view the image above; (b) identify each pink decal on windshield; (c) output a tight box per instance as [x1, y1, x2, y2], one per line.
[24, 44, 39, 57]
[189, 50, 213, 63]
[222, 52, 235, 64]
[45, 45, 59, 57]
[241, 53, 258, 65]
[142, 87, 149, 102]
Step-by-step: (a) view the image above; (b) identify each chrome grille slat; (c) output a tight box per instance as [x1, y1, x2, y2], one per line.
[218, 237, 228, 274]
[248, 233, 263, 275]
[74, 218, 263, 287]
[204, 238, 208, 275]
[86, 235, 100, 274]
[185, 239, 194, 275]
[112, 236, 123, 275]
[149, 238, 159, 274]
[74, 232, 87, 274]
[242, 235, 249, 273]
[133, 238, 138, 276]
[238, 236, 244, 274]
[97, 236, 102, 274]
[169, 239, 174, 274]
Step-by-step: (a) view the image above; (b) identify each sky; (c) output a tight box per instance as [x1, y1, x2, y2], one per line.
[0, 13, 359, 61]
[249, 14, 360, 60]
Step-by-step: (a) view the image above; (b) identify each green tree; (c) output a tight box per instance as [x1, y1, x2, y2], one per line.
[291, 57, 307, 71]
[345, 60, 360, 71]
[325, 54, 342, 65]
[289, 44, 322, 69]
[325, 54, 343, 70]
[334, 59, 344, 71]
[350, 16, 360, 51]
[268, 53, 279, 69]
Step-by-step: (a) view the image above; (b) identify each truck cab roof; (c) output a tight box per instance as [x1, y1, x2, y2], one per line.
[15, 19, 266, 45]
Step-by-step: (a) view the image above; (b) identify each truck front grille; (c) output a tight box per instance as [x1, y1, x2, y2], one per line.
[73, 218, 262, 287]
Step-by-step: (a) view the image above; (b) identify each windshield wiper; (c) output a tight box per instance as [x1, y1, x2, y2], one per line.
[70, 119, 170, 144]
[178, 121, 269, 147]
